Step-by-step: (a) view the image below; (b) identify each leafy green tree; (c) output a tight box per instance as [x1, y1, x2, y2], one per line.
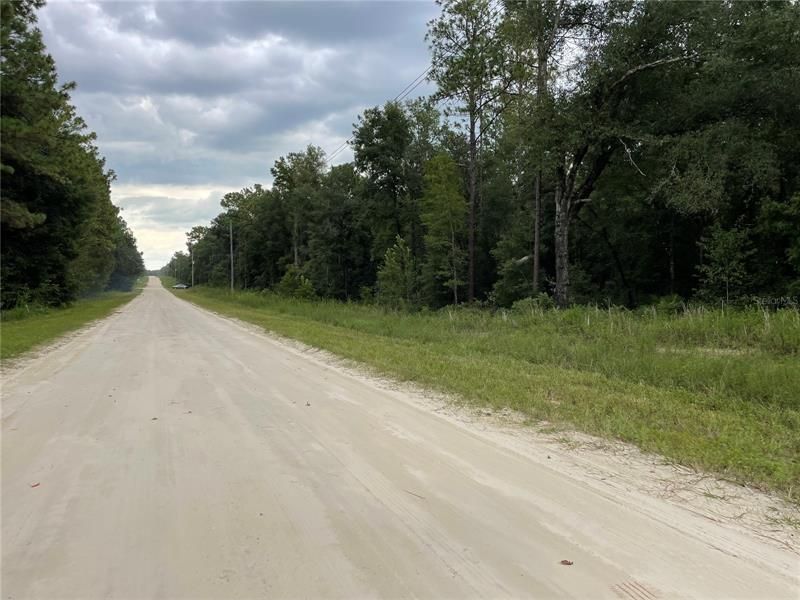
[245, 188, 293, 288]
[428, 0, 503, 301]
[163, 251, 192, 285]
[275, 266, 316, 300]
[108, 216, 145, 290]
[163, 0, 800, 313]
[305, 164, 373, 299]
[69, 197, 120, 295]
[756, 194, 800, 296]
[1, 0, 143, 307]
[696, 225, 755, 304]
[352, 102, 414, 262]
[271, 146, 325, 267]
[404, 98, 450, 264]
[377, 236, 416, 309]
[421, 154, 467, 304]
[500, 0, 575, 295]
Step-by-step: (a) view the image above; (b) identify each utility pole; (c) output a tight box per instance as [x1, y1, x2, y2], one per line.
[229, 218, 234, 292]
[190, 243, 194, 288]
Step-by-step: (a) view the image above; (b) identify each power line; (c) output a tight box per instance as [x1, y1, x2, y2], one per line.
[325, 138, 352, 164]
[324, 0, 503, 165]
[326, 64, 435, 164]
[325, 62, 436, 165]
[392, 64, 435, 104]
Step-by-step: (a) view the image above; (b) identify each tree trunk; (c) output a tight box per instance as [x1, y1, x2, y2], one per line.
[533, 170, 541, 294]
[451, 222, 458, 305]
[533, 30, 547, 295]
[669, 215, 675, 295]
[467, 102, 477, 302]
[410, 196, 418, 281]
[553, 142, 611, 307]
[587, 214, 635, 306]
[292, 212, 299, 267]
[554, 183, 570, 307]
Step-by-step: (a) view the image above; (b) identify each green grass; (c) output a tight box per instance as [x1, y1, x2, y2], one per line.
[167, 282, 800, 500]
[0, 278, 145, 360]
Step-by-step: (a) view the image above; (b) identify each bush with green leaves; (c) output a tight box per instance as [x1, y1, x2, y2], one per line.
[275, 266, 316, 300]
[652, 294, 685, 315]
[511, 294, 555, 314]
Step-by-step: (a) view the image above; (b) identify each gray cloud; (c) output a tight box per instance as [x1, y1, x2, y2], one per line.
[105, 1, 434, 48]
[38, 0, 438, 267]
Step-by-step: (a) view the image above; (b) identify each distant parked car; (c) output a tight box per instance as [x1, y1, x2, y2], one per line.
[172, 283, 189, 289]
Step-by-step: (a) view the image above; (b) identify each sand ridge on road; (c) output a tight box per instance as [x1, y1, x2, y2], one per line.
[2, 276, 798, 598]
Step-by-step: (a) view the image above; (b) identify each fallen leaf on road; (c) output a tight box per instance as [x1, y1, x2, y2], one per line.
[560, 560, 573, 566]
[30, 482, 40, 488]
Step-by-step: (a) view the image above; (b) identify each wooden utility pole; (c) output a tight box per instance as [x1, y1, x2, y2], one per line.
[229, 219, 234, 292]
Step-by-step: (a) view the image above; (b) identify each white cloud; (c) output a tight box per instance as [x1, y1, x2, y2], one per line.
[113, 184, 228, 269]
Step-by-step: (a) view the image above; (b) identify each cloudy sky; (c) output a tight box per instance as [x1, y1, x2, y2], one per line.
[38, 0, 439, 269]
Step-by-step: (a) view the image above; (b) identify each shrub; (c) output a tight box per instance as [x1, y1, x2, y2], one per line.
[377, 236, 416, 309]
[653, 294, 685, 315]
[276, 266, 316, 300]
[511, 293, 555, 314]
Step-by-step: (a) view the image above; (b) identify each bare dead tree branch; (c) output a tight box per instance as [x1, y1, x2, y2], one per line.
[618, 137, 646, 176]
[609, 55, 695, 91]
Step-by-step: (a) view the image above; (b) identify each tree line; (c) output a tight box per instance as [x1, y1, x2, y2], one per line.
[1, 0, 144, 309]
[163, 0, 799, 309]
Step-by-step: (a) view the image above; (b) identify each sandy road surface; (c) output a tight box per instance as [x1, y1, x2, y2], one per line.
[2, 277, 798, 599]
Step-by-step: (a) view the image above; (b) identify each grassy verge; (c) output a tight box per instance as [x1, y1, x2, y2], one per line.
[0, 277, 146, 361]
[167, 283, 800, 500]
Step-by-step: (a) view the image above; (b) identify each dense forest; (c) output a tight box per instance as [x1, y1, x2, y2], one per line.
[163, 0, 797, 309]
[1, 0, 144, 309]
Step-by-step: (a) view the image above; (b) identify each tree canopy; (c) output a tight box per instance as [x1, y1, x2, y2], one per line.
[155, 0, 798, 309]
[1, 0, 144, 308]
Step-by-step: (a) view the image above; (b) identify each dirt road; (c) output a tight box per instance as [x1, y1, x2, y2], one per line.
[2, 277, 797, 598]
